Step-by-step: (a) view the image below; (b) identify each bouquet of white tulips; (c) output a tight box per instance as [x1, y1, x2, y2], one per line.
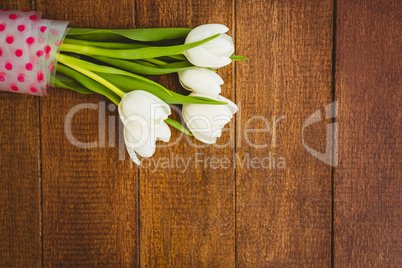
[0, 10, 246, 164]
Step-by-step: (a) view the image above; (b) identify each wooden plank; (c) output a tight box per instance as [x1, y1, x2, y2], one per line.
[135, 0, 235, 266]
[334, 0, 401, 266]
[36, 1, 139, 266]
[0, 1, 41, 267]
[235, 0, 334, 266]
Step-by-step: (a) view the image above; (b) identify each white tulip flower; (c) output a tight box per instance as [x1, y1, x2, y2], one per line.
[182, 93, 237, 144]
[178, 67, 223, 95]
[183, 24, 234, 68]
[118, 90, 171, 164]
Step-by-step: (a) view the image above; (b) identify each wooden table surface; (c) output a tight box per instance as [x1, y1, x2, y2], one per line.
[0, 0, 400, 267]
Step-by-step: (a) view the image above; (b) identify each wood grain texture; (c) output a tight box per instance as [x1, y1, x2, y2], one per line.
[334, 0, 401, 266]
[2, 0, 401, 266]
[36, 0, 139, 266]
[235, 0, 334, 266]
[0, 87, 41, 267]
[135, 0, 235, 267]
[0, 1, 41, 267]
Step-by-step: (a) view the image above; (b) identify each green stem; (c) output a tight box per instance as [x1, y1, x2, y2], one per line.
[144, 58, 167, 65]
[167, 54, 188, 61]
[58, 54, 125, 98]
[58, 54, 173, 96]
[63, 38, 149, 49]
[56, 64, 121, 105]
[59, 33, 220, 60]
[133, 60, 158, 67]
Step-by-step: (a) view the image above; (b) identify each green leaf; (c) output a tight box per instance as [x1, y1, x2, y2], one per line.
[63, 38, 149, 49]
[92, 56, 195, 75]
[58, 54, 126, 98]
[66, 28, 192, 42]
[58, 54, 172, 96]
[230, 55, 248, 61]
[132, 60, 157, 67]
[56, 64, 121, 105]
[96, 72, 226, 105]
[143, 58, 167, 65]
[166, 54, 188, 61]
[54, 73, 94, 94]
[165, 118, 193, 136]
[60, 34, 220, 60]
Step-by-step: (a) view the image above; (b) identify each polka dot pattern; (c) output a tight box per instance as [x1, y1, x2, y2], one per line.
[6, 36, 14, 44]
[36, 50, 43, 57]
[0, 10, 70, 96]
[25, 63, 33, 70]
[15, 49, 23, 57]
[26, 36, 35, 44]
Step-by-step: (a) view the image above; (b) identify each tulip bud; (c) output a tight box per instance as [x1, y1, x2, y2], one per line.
[118, 90, 171, 164]
[183, 24, 234, 68]
[182, 93, 237, 144]
[178, 67, 223, 95]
